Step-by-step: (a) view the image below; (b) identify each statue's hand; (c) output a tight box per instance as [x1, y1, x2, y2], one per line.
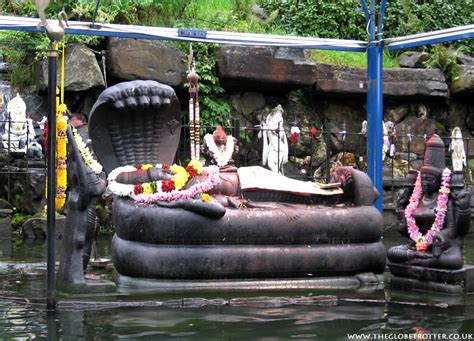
[408, 250, 432, 259]
[454, 190, 471, 211]
[432, 234, 445, 258]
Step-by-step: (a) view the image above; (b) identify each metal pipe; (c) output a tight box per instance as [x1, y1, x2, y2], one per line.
[91, 0, 101, 29]
[366, 0, 384, 212]
[384, 24, 473, 44]
[46, 42, 57, 311]
[0, 15, 368, 51]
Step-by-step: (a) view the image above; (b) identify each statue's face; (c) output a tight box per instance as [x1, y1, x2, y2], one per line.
[421, 172, 441, 194]
[214, 136, 227, 151]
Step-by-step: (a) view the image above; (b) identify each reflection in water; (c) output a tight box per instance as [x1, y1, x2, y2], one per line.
[1, 300, 474, 339]
[0, 236, 473, 339]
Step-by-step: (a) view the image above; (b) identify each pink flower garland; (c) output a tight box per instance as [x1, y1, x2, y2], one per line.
[405, 168, 451, 251]
[131, 165, 220, 203]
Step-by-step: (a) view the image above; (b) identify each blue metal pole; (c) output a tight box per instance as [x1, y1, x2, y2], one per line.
[367, 1, 384, 211]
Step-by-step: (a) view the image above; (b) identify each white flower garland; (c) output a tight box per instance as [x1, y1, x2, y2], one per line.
[107, 165, 138, 197]
[71, 126, 103, 175]
[204, 133, 234, 167]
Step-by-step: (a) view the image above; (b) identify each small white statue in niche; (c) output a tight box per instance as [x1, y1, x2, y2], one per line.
[2, 94, 35, 153]
[259, 104, 288, 174]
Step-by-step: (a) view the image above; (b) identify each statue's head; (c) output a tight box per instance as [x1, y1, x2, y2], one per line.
[7, 94, 26, 120]
[420, 134, 445, 194]
[212, 126, 227, 149]
[267, 105, 284, 125]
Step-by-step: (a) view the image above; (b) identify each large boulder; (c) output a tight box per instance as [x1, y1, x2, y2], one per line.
[107, 38, 187, 87]
[36, 44, 105, 92]
[399, 51, 430, 68]
[314, 65, 448, 99]
[215, 45, 317, 92]
[394, 115, 437, 155]
[450, 65, 474, 95]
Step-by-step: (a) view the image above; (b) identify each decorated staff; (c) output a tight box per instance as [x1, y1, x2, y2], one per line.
[187, 46, 200, 161]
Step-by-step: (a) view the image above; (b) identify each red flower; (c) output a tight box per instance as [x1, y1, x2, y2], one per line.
[186, 165, 198, 178]
[291, 132, 298, 144]
[162, 180, 175, 192]
[135, 164, 143, 170]
[311, 127, 317, 138]
[162, 164, 170, 170]
[134, 184, 143, 195]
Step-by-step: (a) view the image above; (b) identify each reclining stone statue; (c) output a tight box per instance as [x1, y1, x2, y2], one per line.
[61, 80, 386, 291]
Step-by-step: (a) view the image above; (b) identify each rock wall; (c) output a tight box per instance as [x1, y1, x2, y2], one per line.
[4, 41, 473, 216]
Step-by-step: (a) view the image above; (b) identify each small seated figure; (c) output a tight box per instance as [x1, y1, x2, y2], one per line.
[201, 126, 239, 169]
[2, 94, 35, 153]
[387, 134, 471, 269]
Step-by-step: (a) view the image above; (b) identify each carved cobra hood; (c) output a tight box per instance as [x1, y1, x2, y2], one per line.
[88, 80, 181, 174]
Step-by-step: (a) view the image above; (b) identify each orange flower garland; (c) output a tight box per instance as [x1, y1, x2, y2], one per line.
[55, 102, 68, 209]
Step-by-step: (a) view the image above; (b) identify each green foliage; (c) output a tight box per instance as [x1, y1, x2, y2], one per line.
[0, 31, 36, 89]
[384, 0, 474, 54]
[310, 50, 398, 68]
[11, 213, 29, 228]
[259, 0, 366, 39]
[423, 45, 463, 81]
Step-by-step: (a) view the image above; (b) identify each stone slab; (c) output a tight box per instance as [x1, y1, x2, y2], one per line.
[215, 45, 317, 92]
[388, 262, 474, 294]
[114, 272, 384, 294]
[57, 278, 117, 295]
[315, 65, 448, 98]
[0, 216, 11, 239]
[0, 239, 12, 257]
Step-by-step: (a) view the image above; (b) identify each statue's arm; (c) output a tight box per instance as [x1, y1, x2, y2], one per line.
[453, 189, 471, 236]
[395, 170, 418, 237]
[395, 187, 411, 237]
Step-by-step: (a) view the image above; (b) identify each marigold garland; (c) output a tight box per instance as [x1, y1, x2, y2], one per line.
[55, 103, 68, 209]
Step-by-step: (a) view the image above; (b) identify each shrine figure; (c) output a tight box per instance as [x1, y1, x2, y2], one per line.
[201, 126, 239, 168]
[259, 105, 288, 174]
[387, 133, 471, 269]
[2, 94, 35, 152]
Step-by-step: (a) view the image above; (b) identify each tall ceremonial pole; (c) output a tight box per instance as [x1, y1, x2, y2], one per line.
[187, 46, 200, 161]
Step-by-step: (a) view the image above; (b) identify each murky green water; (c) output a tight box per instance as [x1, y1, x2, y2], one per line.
[1, 235, 474, 340]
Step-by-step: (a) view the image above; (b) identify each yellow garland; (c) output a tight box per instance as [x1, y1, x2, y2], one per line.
[55, 41, 68, 209]
[187, 159, 204, 175]
[55, 105, 68, 209]
[170, 165, 189, 190]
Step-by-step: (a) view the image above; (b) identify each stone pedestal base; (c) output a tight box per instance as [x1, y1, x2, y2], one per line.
[114, 272, 384, 294]
[57, 278, 117, 295]
[388, 263, 474, 294]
